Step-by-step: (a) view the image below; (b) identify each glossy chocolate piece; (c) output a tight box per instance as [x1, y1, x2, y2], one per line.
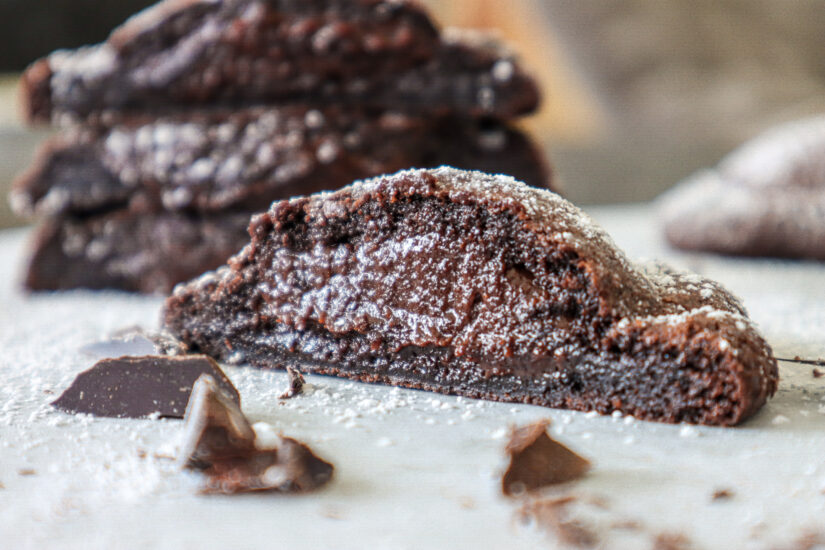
[180, 375, 334, 494]
[52, 355, 239, 418]
[502, 420, 590, 496]
[163, 167, 778, 426]
[280, 367, 305, 400]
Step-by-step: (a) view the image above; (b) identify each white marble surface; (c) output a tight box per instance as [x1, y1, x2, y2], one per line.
[1, 205, 825, 550]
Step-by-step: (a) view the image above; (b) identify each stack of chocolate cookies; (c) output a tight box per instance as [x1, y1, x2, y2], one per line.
[11, 0, 552, 293]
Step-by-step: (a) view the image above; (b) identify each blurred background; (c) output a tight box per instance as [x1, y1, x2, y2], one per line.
[2, 0, 825, 228]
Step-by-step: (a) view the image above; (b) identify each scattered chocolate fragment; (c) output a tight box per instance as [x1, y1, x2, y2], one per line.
[653, 532, 692, 550]
[17, 469, 36, 476]
[52, 355, 239, 419]
[813, 369, 824, 379]
[178, 375, 256, 469]
[502, 420, 590, 496]
[180, 375, 334, 495]
[710, 490, 732, 501]
[280, 367, 306, 400]
[517, 497, 597, 548]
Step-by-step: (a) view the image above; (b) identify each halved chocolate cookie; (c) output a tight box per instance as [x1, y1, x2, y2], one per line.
[164, 167, 778, 426]
[22, 0, 539, 123]
[13, 107, 552, 217]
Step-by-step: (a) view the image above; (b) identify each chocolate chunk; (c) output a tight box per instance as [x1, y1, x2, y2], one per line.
[200, 436, 335, 495]
[280, 367, 305, 400]
[517, 497, 597, 548]
[178, 374, 256, 469]
[502, 420, 590, 496]
[52, 355, 239, 418]
[814, 369, 824, 379]
[711, 489, 733, 501]
[21, 0, 539, 123]
[660, 116, 825, 260]
[180, 375, 334, 494]
[164, 167, 778, 426]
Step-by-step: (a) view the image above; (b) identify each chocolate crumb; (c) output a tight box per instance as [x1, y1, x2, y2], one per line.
[0, 481, 5, 489]
[813, 369, 824, 379]
[136, 449, 147, 459]
[52, 355, 239, 419]
[279, 367, 305, 400]
[711, 488, 735, 501]
[653, 532, 692, 550]
[518, 497, 597, 548]
[502, 420, 590, 496]
[17, 469, 36, 476]
[180, 375, 333, 494]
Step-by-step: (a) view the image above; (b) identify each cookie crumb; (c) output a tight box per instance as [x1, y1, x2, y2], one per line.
[279, 367, 305, 400]
[711, 488, 734, 501]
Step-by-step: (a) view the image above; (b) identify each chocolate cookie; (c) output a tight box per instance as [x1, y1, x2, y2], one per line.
[163, 167, 778, 426]
[12, 107, 552, 217]
[25, 208, 251, 294]
[22, 0, 539, 124]
[660, 116, 825, 260]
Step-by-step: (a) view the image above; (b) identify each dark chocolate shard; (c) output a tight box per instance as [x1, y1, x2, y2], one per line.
[22, 0, 539, 123]
[52, 355, 239, 418]
[163, 167, 778, 426]
[179, 374, 256, 469]
[660, 116, 825, 260]
[200, 436, 335, 495]
[502, 420, 590, 496]
[180, 375, 334, 494]
[280, 367, 305, 400]
[517, 497, 597, 549]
